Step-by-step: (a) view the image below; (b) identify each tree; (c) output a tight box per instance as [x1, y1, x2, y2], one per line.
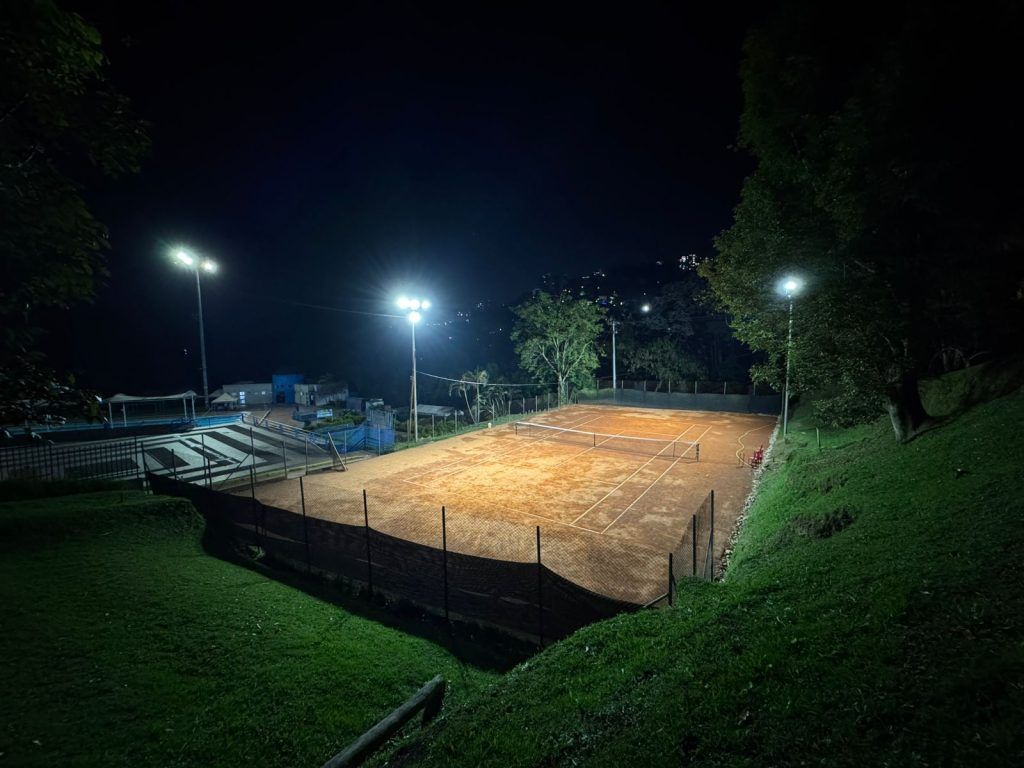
[1, 1, 149, 424]
[703, 2, 1024, 441]
[449, 368, 488, 424]
[511, 293, 605, 405]
[624, 338, 706, 392]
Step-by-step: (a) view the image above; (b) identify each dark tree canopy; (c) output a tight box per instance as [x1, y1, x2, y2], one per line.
[511, 292, 605, 404]
[0, 0, 149, 424]
[703, 1, 1024, 440]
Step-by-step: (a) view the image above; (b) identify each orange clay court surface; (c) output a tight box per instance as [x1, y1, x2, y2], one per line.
[253, 404, 776, 602]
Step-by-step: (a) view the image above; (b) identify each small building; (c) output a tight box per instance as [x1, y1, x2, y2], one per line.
[272, 373, 304, 405]
[294, 383, 349, 408]
[221, 382, 273, 408]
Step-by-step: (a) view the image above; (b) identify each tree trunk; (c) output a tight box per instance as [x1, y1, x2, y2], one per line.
[884, 369, 933, 442]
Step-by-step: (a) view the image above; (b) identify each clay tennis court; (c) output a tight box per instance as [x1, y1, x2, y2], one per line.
[250, 404, 776, 603]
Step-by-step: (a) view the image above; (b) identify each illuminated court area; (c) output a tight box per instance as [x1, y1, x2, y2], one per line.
[253, 404, 777, 602]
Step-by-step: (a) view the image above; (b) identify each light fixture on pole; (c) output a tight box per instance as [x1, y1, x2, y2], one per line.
[396, 296, 429, 441]
[609, 302, 650, 401]
[173, 247, 217, 410]
[778, 277, 802, 438]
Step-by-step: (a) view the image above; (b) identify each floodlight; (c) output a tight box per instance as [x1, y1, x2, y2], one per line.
[421, 299, 431, 310]
[408, 298, 421, 310]
[397, 296, 411, 309]
[408, 310, 422, 324]
[174, 249, 194, 266]
[641, 303, 651, 313]
[201, 260, 217, 273]
[779, 277, 802, 296]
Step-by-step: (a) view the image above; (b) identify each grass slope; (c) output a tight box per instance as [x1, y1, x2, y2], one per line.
[0, 492, 496, 767]
[385, 383, 1024, 766]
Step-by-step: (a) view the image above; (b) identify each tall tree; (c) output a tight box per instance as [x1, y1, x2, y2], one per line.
[511, 293, 605, 405]
[703, 2, 1024, 441]
[1, 1, 149, 425]
[624, 338, 706, 392]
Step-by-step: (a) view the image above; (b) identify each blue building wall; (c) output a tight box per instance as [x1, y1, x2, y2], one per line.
[272, 373, 304, 404]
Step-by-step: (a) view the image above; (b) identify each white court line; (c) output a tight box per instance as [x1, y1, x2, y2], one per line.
[546, 429, 646, 469]
[399, 477, 604, 534]
[401, 410, 609, 482]
[600, 423, 714, 533]
[569, 422, 700, 526]
[408, 412, 613, 485]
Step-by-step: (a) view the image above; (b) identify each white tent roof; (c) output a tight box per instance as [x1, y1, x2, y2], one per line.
[211, 392, 239, 404]
[105, 390, 198, 404]
[416, 404, 464, 417]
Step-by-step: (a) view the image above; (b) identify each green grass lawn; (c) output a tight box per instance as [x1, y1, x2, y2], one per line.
[0, 492, 497, 767]
[380, 376, 1024, 766]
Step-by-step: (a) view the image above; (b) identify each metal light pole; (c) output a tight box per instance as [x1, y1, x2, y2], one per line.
[174, 249, 217, 411]
[194, 268, 210, 410]
[779, 278, 801, 439]
[610, 319, 618, 399]
[397, 296, 429, 441]
[410, 317, 418, 441]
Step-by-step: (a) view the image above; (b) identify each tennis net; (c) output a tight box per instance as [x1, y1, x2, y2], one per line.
[513, 421, 700, 461]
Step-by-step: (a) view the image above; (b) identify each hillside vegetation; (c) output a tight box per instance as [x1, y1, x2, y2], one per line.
[0, 491, 496, 767]
[383, 368, 1024, 766]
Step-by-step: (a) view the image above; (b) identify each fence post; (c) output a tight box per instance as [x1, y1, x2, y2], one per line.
[249, 464, 256, 499]
[363, 489, 373, 595]
[441, 506, 449, 625]
[377, 426, 381, 455]
[299, 476, 311, 572]
[667, 552, 675, 606]
[695, 380, 698, 394]
[708, 490, 715, 580]
[305, 439, 309, 474]
[200, 432, 211, 487]
[536, 526, 544, 648]
[171, 449, 178, 481]
[281, 439, 287, 476]
[691, 513, 697, 577]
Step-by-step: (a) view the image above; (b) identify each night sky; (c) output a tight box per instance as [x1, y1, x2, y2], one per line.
[52, 1, 773, 403]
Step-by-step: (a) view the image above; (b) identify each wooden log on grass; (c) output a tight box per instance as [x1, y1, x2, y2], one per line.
[320, 674, 446, 768]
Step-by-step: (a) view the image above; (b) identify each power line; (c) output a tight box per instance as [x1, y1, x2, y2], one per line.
[418, 371, 555, 388]
[233, 291, 404, 318]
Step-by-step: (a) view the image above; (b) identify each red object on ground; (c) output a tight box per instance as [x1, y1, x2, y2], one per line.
[750, 445, 765, 469]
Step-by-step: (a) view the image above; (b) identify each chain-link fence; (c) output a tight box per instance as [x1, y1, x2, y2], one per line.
[578, 379, 783, 414]
[147, 466, 719, 645]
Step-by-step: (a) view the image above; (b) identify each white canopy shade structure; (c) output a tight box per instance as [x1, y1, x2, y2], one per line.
[104, 391, 199, 425]
[211, 392, 240, 410]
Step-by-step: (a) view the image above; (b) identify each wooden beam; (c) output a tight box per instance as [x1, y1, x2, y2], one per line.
[320, 675, 446, 768]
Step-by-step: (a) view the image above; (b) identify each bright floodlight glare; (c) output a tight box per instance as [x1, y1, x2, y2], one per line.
[408, 298, 421, 310]
[201, 260, 217, 273]
[408, 310, 422, 324]
[779, 277, 802, 296]
[641, 303, 651, 313]
[174, 249, 194, 266]
[397, 296, 411, 309]
[421, 299, 431, 310]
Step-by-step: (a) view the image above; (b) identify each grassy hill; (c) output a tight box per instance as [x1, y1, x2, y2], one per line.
[0, 491, 497, 767]
[380, 372, 1024, 766]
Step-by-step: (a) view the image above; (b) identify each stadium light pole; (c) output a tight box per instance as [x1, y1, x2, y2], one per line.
[609, 302, 649, 401]
[397, 296, 430, 441]
[779, 277, 802, 439]
[173, 248, 217, 410]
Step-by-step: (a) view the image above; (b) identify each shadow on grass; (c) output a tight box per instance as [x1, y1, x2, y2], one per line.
[201, 528, 536, 673]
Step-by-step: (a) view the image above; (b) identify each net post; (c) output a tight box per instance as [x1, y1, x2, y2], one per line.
[249, 464, 255, 499]
[696, 443, 700, 462]
[441, 506, 449, 625]
[299, 476, 311, 572]
[668, 552, 674, 607]
[363, 489, 373, 596]
[171, 449, 178, 481]
[536, 525, 544, 648]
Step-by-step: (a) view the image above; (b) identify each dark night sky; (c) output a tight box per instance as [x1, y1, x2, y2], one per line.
[51, 1, 773, 403]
